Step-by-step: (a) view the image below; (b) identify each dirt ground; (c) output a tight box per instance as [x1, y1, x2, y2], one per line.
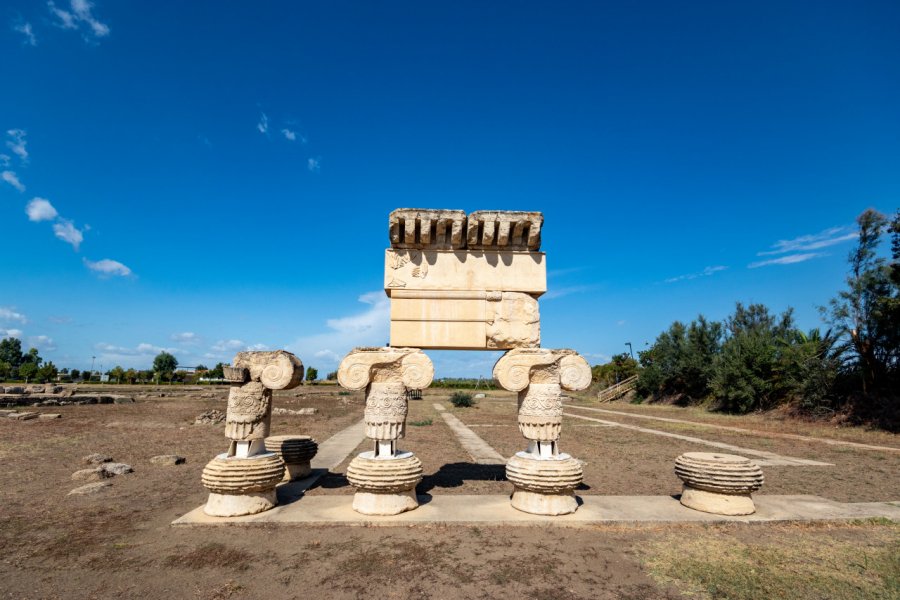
[1, 385, 897, 599]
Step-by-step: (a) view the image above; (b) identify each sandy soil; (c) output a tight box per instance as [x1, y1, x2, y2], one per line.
[1, 385, 897, 599]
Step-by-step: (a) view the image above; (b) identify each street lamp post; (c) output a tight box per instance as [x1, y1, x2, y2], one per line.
[625, 342, 634, 361]
[90, 356, 96, 382]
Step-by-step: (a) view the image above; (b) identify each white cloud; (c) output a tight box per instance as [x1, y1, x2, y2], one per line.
[0, 328, 23, 339]
[83, 258, 132, 277]
[758, 226, 858, 256]
[171, 332, 199, 344]
[665, 265, 728, 284]
[0, 307, 28, 323]
[212, 339, 245, 352]
[6, 129, 27, 163]
[287, 291, 390, 366]
[543, 285, 595, 300]
[14, 22, 37, 46]
[53, 220, 84, 250]
[281, 128, 296, 141]
[49, 0, 110, 38]
[2, 170, 25, 192]
[257, 112, 268, 134]
[247, 343, 269, 351]
[748, 253, 825, 269]
[25, 198, 58, 222]
[307, 157, 320, 172]
[28, 335, 56, 351]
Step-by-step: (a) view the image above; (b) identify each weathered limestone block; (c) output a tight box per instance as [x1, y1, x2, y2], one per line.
[224, 350, 304, 442]
[466, 210, 543, 251]
[225, 382, 273, 441]
[265, 435, 318, 481]
[389, 208, 467, 250]
[384, 249, 546, 294]
[346, 452, 423, 515]
[506, 452, 583, 515]
[389, 290, 540, 350]
[201, 452, 285, 517]
[337, 346, 434, 440]
[494, 348, 592, 441]
[675, 452, 765, 516]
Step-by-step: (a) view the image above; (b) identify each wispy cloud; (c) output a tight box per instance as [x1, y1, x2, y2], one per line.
[0, 307, 28, 324]
[543, 285, 596, 300]
[83, 258, 132, 277]
[28, 335, 56, 351]
[14, 22, 37, 46]
[287, 291, 390, 367]
[2, 170, 25, 192]
[53, 220, 84, 250]
[257, 112, 269, 134]
[281, 128, 296, 141]
[247, 343, 269, 351]
[48, 0, 110, 39]
[307, 157, 320, 172]
[171, 331, 200, 344]
[25, 198, 58, 222]
[0, 328, 23, 339]
[211, 339, 246, 353]
[748, 253, 825, 269]
[664, 265, 728, 284]
[6, 129, 28, 163]
[757, 226, 857, 256]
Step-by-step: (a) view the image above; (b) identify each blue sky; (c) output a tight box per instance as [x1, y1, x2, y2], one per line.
[1, 1, 898, 376]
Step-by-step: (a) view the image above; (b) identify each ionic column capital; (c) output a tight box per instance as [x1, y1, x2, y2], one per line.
[337, 347, 434, 390]
[492, 348, 591, 392]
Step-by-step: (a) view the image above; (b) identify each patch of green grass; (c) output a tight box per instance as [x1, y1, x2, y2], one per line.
[337, 391, 350, 396]
[640, 524, 900, 600]
[409, 418, 433, 426]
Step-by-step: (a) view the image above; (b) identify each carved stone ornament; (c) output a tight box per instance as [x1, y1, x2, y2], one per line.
[492, 348, 591, 393]
[675, 452, 765, 516]
[389, 208, 467, 250]
[337, 347, 434, 391]
[224, 350, 305, 442]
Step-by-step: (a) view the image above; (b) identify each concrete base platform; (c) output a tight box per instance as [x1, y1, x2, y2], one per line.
[173, 486, 900, 527]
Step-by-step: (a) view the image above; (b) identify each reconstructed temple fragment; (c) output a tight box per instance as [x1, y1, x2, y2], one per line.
[385, 208, 546, 350]
[201, 350, 304, 517]
[338, 347, 434, 515]
[674, 452, 765, 516]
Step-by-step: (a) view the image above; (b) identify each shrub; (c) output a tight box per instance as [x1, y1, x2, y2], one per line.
[450, 391, 475, 408]
[409, 418, 433, 426]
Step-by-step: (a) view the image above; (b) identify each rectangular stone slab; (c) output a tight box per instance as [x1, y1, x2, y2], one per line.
[389, 290, 540, 349]
[385, 249, 546, 295]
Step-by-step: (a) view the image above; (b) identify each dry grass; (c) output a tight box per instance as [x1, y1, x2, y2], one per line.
[639, 521, 900, 600]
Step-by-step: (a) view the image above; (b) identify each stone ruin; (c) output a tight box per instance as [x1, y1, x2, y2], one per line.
[199, 208, 764, 518]
[337, 208, 592, 515]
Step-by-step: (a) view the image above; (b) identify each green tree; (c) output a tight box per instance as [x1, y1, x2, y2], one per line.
[208, 363, 225, 379]
[109, 366, 126, 383]
[778, 328, 840, 412]
[0, 360, 11, 380]
[152, 351, 178, 382]
[21, 347, 41, 366]
[124, 368, 138, 384]
[305, 366, 318, 382]
[636, 315, 723, 403]
[36, 361, 58, 383]
[712, 303, 795, 413]
[19, 361, 38, 383]
[195, 364, 209, 372]
[591, 353, 638, 388]
[326, 370, 338, 381]
[0, 337, 24, 368]
[71, 368, 81, 381]
[822, 209, 897, 395]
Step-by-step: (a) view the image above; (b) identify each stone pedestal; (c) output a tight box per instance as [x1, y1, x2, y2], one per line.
[674, 452, 765, 516]
[338, 347, 433, 515]
[265, 435, 318, 481]
[346, 451, 423, 515]
[506, 451, 583, 515]
[200, 350, 304, 517]
[201, 453, 285, 516]
[494, 348, 592, 515]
